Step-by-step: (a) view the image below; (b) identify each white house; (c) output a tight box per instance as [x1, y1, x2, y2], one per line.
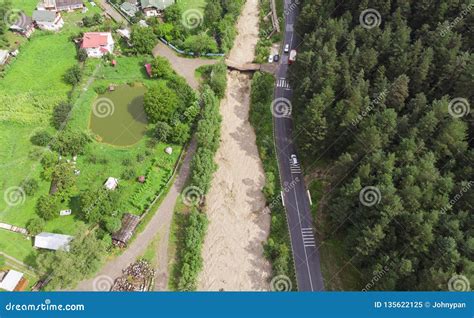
[32, 10, 64, 31]
[140, 0, 174, 17]
[81, 32, 114, 58]
[34, 232, 73, 251]
[0, 270, 24, 291]
[104, 177, 119, 190]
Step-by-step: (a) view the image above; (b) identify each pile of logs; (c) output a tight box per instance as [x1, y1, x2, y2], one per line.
[111, 259, 155, 292]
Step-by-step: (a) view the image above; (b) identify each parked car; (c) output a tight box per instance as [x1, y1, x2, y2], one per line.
[290, 154, 298, 165]
[284, 44, 290, 53]
[273, 54, 280, 62]
[268, 54, 274, 63]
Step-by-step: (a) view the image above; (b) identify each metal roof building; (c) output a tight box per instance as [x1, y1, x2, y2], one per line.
[0, 270, 24, 291]
[34, 232, 73, 251]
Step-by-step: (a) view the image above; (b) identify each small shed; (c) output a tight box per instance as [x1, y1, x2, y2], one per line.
[0, 270, 26, 291]
[144, 63, 152, 77]
[104, 177, 119, 190]
[112, 213, 140, 247]
[117, 28, 131, 40]
[34, 232, 73, 251]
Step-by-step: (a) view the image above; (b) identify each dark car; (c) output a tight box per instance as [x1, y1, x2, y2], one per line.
[273, 54, 280, 62]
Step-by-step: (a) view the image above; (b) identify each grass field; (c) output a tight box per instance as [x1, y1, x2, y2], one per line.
[176, 0, 207, 12]
[10, 0, 38, 15]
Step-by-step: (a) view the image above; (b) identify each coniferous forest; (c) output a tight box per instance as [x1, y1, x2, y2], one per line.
[290, 0, 473, 290]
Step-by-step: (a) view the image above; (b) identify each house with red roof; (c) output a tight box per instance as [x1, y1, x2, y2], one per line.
[80, 32, 114, 58]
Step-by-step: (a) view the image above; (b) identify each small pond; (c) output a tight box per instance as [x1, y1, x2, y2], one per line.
[89, 84, 148, 147]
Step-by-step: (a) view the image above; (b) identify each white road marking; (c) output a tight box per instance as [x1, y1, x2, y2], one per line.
[277, 78, 291, 89]
[289, 159, 301, 174]
[301, 228, 316, 247]
[293, 189, 315, 291]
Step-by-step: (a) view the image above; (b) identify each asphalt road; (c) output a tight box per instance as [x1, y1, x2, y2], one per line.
[272, 0, 325, 291]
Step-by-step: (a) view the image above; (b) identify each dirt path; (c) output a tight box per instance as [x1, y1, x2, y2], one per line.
[152, 42, 218, 90]
[198, 0, 271, 291]
[75, 140, 197, 291]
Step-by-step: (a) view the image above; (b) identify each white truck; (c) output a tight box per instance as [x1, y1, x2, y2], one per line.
[289, 49, 297, 64]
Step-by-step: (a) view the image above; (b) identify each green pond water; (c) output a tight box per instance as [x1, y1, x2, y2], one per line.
[89, 84, 148, 146]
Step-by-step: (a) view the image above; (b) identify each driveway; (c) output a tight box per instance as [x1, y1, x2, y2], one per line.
[98, 0, 127, 24]
[152, 42, 218, 90]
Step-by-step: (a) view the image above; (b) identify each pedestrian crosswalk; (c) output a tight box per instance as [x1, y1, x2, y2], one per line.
[277, 78, 291, 89]
[289, 160, 301, 174]
[301, 227, 316, 247]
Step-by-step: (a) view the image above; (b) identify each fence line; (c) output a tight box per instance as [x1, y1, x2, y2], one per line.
[159, 38, 225, 57]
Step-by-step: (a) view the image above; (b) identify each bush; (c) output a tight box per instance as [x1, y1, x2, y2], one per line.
[104, 217, 122, 234]
[170, 122, 190, 144]
[121, 168, 136, 180]
[31, 130, 53, 147]
[183, 33, 218, 55]
[154, 121, 171, 142]
[144, 82, 179, 123]
[130, 25, 157, 54]
[77, 48, 88, 62]
[64, 65, 82, 85]
[21, 178, 39, 196]
[51, 130, 90, 156]
[94, 84, 108, 94]
[82, 13, 102, 27]
[150, 56, 174, 79]
[200, 62, 227, 98]
[177, 209, 208, 291]
[36, 195, 60, 220]
[51, 101, 73, 129]
[26, 218, 45, 236]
